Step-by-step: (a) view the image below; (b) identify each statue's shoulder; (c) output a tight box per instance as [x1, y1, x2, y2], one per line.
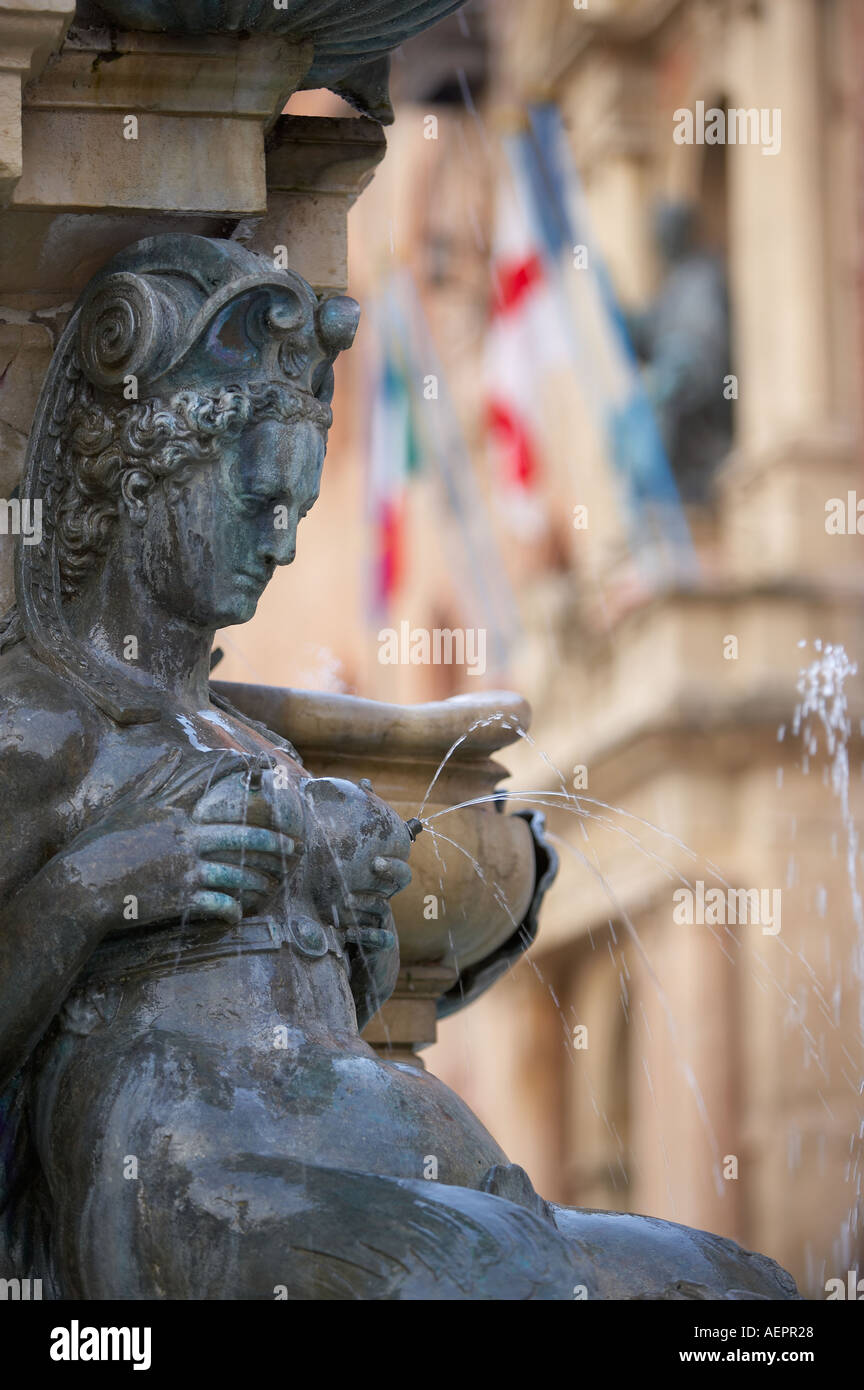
[0, 643, 102, 782]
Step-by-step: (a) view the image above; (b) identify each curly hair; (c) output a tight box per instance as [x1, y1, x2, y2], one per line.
[52, 380, 331, 600]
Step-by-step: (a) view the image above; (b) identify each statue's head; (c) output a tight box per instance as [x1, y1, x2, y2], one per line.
[8, 235, 359, 723]
[61, 383, 330, 632]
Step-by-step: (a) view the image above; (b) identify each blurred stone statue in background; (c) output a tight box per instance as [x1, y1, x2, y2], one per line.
[628, 201, 733, 505]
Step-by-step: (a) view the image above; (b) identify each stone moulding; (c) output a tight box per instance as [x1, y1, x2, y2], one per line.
[75, 0, 469, 121]
[265, 114, 387, 202]
[28, 27, 311, 119]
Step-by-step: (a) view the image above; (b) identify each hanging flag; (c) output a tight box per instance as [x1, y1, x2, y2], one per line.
[366, 272, 520, 676]
[394, 272, 521, 675]
[367, 304, 422, 617]
[484, 156, 569, 541]
[514, 103, 698, 581]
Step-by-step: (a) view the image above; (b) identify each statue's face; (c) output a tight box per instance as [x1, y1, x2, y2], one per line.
[137, 416, 325, 628]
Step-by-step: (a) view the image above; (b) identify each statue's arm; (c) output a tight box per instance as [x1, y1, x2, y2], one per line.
[0, 715, 299, 1089]
[0, 706, 113, 1089]
[0, 834, 116, 1091]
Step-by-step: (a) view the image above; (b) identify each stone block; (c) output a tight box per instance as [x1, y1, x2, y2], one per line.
[14, 29, 313, 217]
[17, 110, 269, 214]
[0, 0, 76, 205]
[253, 115, 385, 293]
[0, 318, 53, 436]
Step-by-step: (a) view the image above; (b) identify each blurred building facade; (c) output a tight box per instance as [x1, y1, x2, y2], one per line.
[218, 0, 864, 1295]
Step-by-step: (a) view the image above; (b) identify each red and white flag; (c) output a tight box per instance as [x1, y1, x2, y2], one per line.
[485, 156, 568, 540]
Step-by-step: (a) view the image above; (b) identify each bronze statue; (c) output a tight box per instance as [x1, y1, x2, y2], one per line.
[628, 201, 733, 505]
[0, 236, 798, 1299]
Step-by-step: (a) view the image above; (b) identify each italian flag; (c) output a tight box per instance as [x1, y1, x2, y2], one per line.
[369, 340, 421, 614]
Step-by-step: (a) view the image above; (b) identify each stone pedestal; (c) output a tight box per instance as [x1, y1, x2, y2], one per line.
[363, 962, 459, 1068]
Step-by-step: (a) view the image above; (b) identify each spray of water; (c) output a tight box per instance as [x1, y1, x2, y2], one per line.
[792, 639, 864, 1272]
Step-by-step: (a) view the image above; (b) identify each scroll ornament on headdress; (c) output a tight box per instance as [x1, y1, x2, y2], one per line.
[6, 235, 359, 725]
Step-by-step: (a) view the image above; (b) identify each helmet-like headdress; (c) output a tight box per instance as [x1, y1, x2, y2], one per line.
[13, 235, 359, 724]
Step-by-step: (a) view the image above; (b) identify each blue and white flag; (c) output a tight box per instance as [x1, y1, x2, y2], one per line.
[514, 103, 698, 580]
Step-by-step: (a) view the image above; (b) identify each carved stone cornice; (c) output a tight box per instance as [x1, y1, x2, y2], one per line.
[16, 26, 313, 215]
[28, 25, 310, 120]
[265, 115, 387, 199]
[0, 0, 75, 206]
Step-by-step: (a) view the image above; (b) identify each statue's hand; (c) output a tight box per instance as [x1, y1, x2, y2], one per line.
[301, 776, 410, 1027]
[302, 776, 411, 933]
[62, 749, 298, 929]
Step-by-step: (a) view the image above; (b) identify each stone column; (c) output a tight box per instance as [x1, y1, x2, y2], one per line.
[721, 0, 857, 587]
